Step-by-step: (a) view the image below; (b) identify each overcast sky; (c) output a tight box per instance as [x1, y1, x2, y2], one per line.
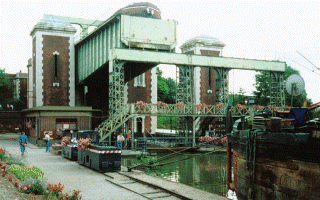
[0, 0, 319, 103]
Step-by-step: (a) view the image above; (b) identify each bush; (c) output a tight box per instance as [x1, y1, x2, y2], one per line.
[135, 153, 158, 166]
[28, 180, 46, 195]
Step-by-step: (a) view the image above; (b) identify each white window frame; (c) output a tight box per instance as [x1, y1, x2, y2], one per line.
[134, 73, 145, 87]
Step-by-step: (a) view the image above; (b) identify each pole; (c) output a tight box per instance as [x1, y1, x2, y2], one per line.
[192, 117, 196, 147]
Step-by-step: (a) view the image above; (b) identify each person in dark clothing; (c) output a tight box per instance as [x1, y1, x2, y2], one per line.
[126, 127, 132, 150]
[111, 132, 117, 146]
[18, 132, 28, 156]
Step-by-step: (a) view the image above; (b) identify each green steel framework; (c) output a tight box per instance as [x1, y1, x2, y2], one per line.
[215, 68, 231, 105]
[108, 61, 125, 118]
[270, 72, 286, 108]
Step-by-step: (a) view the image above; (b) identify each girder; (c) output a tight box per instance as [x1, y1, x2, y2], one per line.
[215, 68, 230, 105]
[108, 61, 125, 117]
[176, 65, 194, 136]
[176, 65, 194, 106]
[270, 72, 285, 108]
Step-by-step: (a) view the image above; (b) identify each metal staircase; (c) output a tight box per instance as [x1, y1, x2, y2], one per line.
[95, 104, 135, 141]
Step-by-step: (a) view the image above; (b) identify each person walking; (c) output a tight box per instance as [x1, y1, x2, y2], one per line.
[117, 133, 125, 149]
[111, 132, 117, 146]
[44, 133, 51, 152]
[126, 127, 132, 150]
[18, 132, 28, 156]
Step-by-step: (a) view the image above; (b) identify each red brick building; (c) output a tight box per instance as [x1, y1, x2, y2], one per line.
[25, 16, 95, 141]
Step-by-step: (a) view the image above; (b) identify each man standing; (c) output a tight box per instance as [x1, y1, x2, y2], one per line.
[126, 127, 132, 150]
[117, 133, 125, 149]
[18, 132, 28, 156]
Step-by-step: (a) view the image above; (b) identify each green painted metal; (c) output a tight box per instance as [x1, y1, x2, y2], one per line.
[176, 65, 194, 142]
[108, 61, 125, 117]
[110, 49, 286, 72]
[74, 15, 287, 143]
[215, 68, 230, 105]
[270, 72, 285, 108]
[176, 65, 194, 107]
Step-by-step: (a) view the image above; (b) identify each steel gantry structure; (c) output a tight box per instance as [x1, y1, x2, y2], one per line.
[74, 14, 286, 144]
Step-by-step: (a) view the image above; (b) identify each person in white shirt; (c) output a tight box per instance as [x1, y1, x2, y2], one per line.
[117, 133, 125, 149]
[44, 133, 51, 152]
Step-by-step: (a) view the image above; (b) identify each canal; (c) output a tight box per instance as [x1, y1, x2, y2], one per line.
[122, 151, 237, 199]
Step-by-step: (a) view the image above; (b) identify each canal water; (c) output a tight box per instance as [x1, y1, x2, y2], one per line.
[122, 152, 237, 199]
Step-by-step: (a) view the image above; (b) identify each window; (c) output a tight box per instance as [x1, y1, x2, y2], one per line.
[53, 51, 59, 86]
[134, 73, 145, 87]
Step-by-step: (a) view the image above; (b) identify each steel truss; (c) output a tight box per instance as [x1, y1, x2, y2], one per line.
[109, 60, 125, 117]
[215, 68, 230, 105]
[270, 72, 285, 108]
[176, 65, 194, 139]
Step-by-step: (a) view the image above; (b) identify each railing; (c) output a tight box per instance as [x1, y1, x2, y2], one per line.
[96, 105, 132, 141]
[136, 136, 194, 149]
[130, 103, 253, 116]
[96, 103, 260, 142]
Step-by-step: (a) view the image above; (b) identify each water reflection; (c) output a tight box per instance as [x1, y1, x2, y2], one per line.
[122, 152, 237, 199]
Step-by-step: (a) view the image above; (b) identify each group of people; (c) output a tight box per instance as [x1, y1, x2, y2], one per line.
[18, 127, 132, 156]
[18, 131, 51, 156]
[0, 104, 14, 111]
[111, 127, 132, 149]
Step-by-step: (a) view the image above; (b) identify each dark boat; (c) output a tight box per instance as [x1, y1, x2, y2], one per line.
[227, 107, 320, 200]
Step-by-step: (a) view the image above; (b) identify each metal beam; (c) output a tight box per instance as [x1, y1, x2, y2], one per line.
[110, 48, 286, 72]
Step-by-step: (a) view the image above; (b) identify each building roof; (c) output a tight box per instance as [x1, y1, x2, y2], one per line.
[180, 35, 226, 49]
[30, 15, 77, 36]
[115, 2, 161, 19]
[22, 106, 98, 112]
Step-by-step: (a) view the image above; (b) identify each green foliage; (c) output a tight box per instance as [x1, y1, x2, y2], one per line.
[135, 153, 158, 166]
[157, 68, 176, 104]
[246, 117, 253, 125]
[27, 180, 46, 195]
[0, 68, 12, 103]
[157, 116, 179, 129]
[8, 164, 45, 180]
[309, 108, 320, 119]
[232, 88, 247, 105]
[0, 150, 5, 161]
[253, 66, 312, 107]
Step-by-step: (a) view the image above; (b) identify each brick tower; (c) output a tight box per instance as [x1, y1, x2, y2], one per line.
[180, 35, 226, 105]
[180, 35, 226, 135]
[29, 16, 76, 108]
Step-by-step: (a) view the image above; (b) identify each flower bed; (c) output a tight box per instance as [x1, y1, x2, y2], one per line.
[0, 148, 82, 199]
[198, 135, 227, 146]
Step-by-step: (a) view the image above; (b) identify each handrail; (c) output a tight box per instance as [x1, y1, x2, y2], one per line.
[96, 103, 268, 141]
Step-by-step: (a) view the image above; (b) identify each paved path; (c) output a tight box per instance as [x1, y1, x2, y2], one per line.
[0, 133, 229, 200]
[0, 133, 147, 200]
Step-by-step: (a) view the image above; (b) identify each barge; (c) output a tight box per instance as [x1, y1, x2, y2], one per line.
[228, 107, 320, 200]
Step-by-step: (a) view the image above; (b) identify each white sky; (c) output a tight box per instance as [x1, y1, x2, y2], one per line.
[0, 0, 319, 103]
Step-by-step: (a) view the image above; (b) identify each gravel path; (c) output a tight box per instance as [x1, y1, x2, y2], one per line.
[0, 133, 147, 200]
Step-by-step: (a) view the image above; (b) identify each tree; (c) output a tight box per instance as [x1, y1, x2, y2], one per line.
[157, 68, 176, 104]
[0, 68, 12, 105]
[253, 66, 312, 107]
[232, 88, 246, 105]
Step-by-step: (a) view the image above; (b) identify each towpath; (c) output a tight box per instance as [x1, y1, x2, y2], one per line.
[0, 133, 228, 200]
